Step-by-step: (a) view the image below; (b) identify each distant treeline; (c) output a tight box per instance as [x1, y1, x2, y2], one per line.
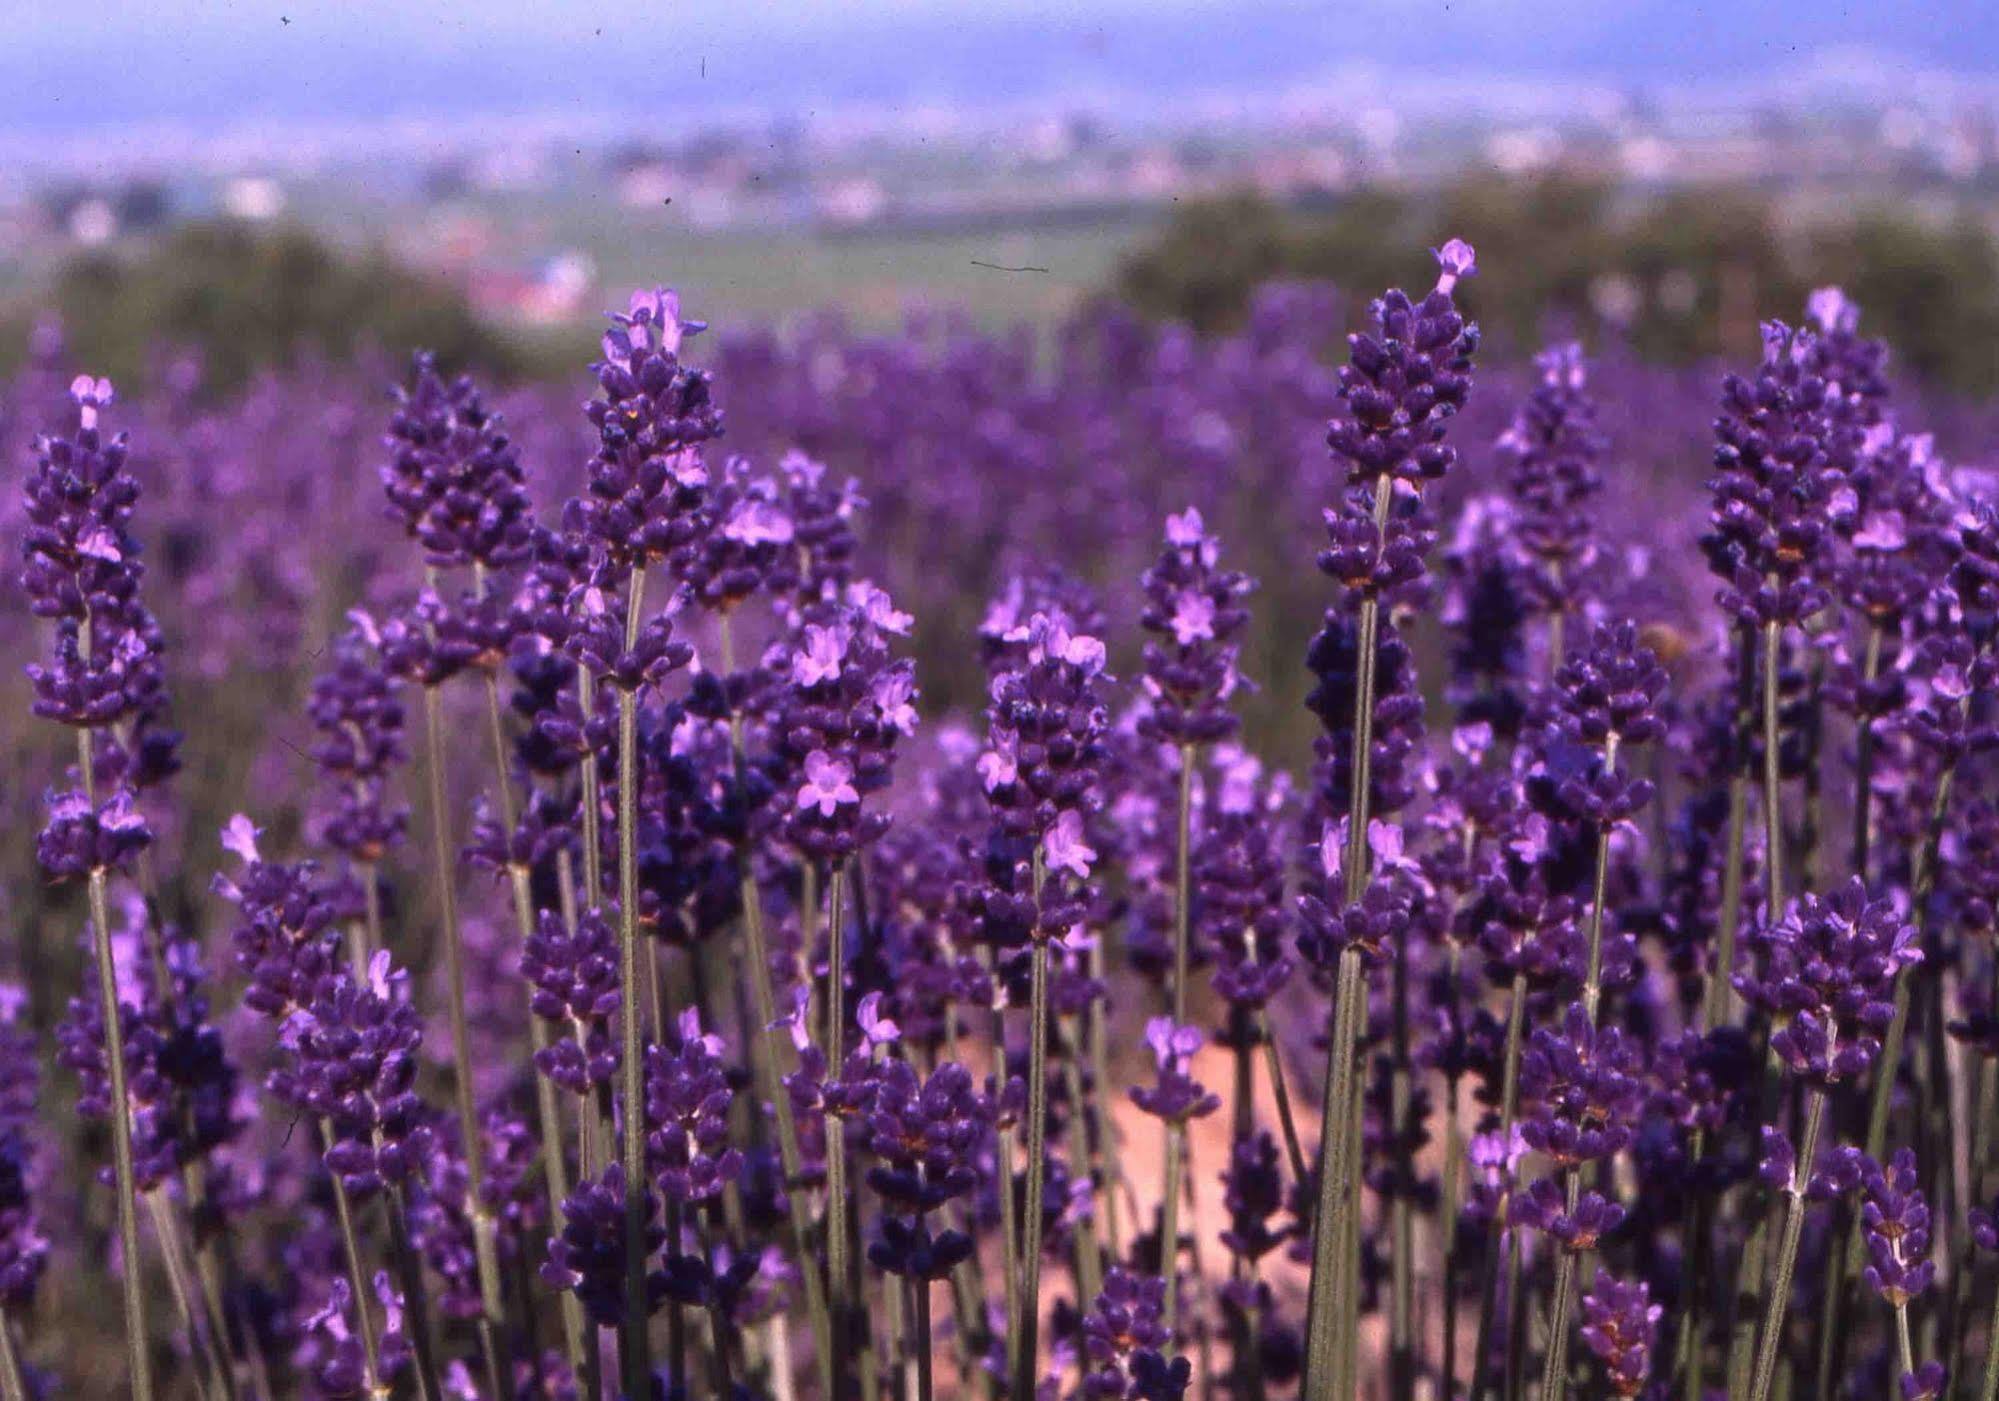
[1116, 177, 1999, 395]
[0, 221, 534, 395]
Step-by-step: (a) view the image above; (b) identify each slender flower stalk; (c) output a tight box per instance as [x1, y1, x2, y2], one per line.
[20, 378, 159, 1401]
[1299, 240, 1478, 1399]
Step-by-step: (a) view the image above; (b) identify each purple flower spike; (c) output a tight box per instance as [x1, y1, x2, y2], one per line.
[1138, 508, 1255, 746]
[380, 354, 533, 569]
[1861, 1148, 1935, 1308]
[1736, 878, 1920, 1086]
[1081, 1268, 1192, 1400]
[1578, 1270, 1661, 1398]
[644, 1011, 743, 1204]
[543, 1164, 664, 1328]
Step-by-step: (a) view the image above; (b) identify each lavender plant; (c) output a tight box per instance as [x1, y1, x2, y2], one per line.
[9, 251, 1999, 1401]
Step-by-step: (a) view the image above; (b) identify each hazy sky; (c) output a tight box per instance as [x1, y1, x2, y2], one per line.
[5, 0, 1998, 139]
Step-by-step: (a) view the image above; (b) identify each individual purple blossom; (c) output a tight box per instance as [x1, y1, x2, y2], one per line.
[858, 1058, 991, 1214]
[981, 610, 1111, 842]
[35, 787, 151, 882]
[677, 455, 794, 611]
[214, 817, 348, 1019]
[1497, 342, 1606, 616]
[300, 1271, 412, 1398]
[0, 997, 49, 1310]
[1900, 1361, 1947, 1401]
[1130, 1018, 1221, 1125]
[1577, 1270, 1661, 1398]
[770, 582, 918, 860]
[1508, 1178, 1625, 1251]
[1972, 1194, 1999, 1253]
[520, 906, 622, 1094]
[1550, 620, 1668, 752]
[1734, 878, 1921, 1085]
[1200, 750, 1294, 1010]
[1220, 1131, 1292, 1265]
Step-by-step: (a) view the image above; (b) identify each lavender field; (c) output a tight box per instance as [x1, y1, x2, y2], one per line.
[8, 239, 1999, 1401]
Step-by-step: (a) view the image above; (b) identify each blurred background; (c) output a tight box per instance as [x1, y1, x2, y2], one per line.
[4, 0, 1999, 391]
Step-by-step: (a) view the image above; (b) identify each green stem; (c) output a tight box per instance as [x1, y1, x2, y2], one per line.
[913, 1273, 934, 1401]
[1388, 915, 1415, 1397]
[1760, 616, 1785, 922]
[990, 988, 1022, 1362]
[1701, 626, 1758, 1031]
[384, 1184, 445, 1401]
[827, 864, 852, 1397]
[1161, 742, 1196, 1335]
[323, 1122, 385, 1398]
[420, 684, 511, 1367]
[614, 559, 652, 1399]
[1469, 971, 1529, 1401]
[481, 671, 591, 1381]
[0, 1310, 25, 1401]
[88, 860, 156, 1401]
[1256, 1012, 1311, 1183]
[1851, 623, 1883, 883]
[1161, 1122, 1186, 1329]
[144, 1188, 222, 1401]
[1539, 1181, 1581, 1401]
[1748, 1088, 1826, 1401]
[731, 790, 835, 1394]
[1980, 1262, 1999, 1401]
[1301, 947, 1365, 1399]
[1012, 918, 1052, 1401]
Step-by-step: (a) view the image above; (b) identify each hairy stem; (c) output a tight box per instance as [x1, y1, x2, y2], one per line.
[1469, 971, 1529, 1401]
[1013, 888, 1052, 1401]
[826, 864, 852, 1397]
[1748, 1087, 1826, 1401]
[616, 562, 651, 1401]
[88, 859, 156, 1401]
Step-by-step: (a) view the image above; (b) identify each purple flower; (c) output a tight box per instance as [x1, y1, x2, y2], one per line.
[35, 787, 151, 882]
[1130, 1018, 1221, 1125]
[271, 956, 435, 1201]
[1080, 1268, 1192, 1400]
[1508, 1178, 1625, 1251]
[1735, 878, 1921, 1085]
[379, 354, 533, 569]
[1861, 1148, 1935, 1308]
[1138, 508, 1255, 746]
[1517, 1005, 1643, 1168]
[1325, 241, 1480, 489]
[796, 750, 860, 818]
[542, 1164, 664, 1328]
[1578, 1270, 1661, 1398]
[644, 1009, 743, 1204]
[859, 1058, 991, 1214]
